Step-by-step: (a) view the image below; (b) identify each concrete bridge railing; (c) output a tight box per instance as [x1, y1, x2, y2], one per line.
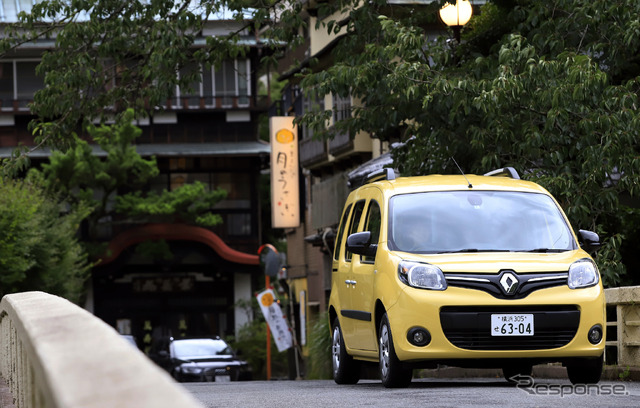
[2, 288, 639, 407]
[0, 291, 204, 408]
[605, 286, 640, 368]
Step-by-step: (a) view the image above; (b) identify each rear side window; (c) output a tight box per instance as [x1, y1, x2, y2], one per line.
[333, 203, 352, 261]
[345, 200, 366, 262]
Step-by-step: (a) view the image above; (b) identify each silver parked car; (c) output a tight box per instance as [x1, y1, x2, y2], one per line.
[161, 337, 252, 382]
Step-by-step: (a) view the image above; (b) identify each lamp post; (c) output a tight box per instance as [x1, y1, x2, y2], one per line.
[439, 0, 473, 43]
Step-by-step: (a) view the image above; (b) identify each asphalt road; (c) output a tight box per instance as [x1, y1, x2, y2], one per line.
[183, 378, 640, 408]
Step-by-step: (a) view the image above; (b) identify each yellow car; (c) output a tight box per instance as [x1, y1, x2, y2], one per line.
[328, 168, 604, 388]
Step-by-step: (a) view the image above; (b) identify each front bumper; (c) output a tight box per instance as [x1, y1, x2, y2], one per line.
[386, 284, 605, 362]
[176, 365, 252, 382]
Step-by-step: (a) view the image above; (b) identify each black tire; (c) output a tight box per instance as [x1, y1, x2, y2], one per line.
[379, 314, 412, 388]
[332, 318, 360, 384]
[502, 364, 533, 383]
[566, 357, 603, 384]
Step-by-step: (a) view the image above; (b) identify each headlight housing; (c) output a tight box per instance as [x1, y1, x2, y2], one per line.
[181, 364, 202, 374]
[398, 261, 447, 290]
[568, 258, 599, 289]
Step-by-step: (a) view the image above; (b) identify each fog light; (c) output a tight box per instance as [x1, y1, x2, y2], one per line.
[588, 325, 603, 345]
[407, 327, 431, 347]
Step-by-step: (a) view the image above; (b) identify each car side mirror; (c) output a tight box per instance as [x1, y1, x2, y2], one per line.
[578, 229, 601, 253]
[346, 231, 377, 258]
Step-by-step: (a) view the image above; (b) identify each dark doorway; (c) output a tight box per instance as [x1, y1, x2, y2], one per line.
[92, 240, 258, 355]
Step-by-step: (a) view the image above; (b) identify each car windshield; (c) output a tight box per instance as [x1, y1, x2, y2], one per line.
[172, 339, 234, 359]
[389, 190, 576, 254]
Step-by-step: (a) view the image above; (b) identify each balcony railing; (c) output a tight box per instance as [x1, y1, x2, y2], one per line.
[328, 129, 352, 156]
[299, 136, 328, 167]
[0, 95, 271, 114]
[163, 95, 270, 111]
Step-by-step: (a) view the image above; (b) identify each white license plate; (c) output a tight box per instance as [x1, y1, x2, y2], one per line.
[215, 375, 231, 382]
[491, 314, 534, 336]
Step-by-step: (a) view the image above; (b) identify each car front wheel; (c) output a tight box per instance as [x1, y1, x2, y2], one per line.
[566, 357, 603, 384]
[332, 318, 360, 384]
[379, 314, 412, 388]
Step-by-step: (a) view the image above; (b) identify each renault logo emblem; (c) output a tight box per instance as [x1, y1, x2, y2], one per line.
[499, 272, 519, 295]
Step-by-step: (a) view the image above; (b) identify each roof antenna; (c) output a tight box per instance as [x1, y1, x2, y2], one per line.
[451, 157, 473, 189]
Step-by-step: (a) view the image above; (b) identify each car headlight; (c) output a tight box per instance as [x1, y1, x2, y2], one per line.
[181, 365, 203, 374]
[398, 261, 447, 290]
[568, 259, 599, 289]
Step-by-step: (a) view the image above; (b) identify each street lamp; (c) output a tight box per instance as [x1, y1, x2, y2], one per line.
[439, 0, 473, 43]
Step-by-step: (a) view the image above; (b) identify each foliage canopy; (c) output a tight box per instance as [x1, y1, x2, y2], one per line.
[1, 0, 639, 287]
[28, 109, 228, 257]
[0, 177, 91, 302]
[0, 0, 303, 171]
[295, 0, 640, 286]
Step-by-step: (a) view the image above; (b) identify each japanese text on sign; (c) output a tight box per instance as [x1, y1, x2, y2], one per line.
[256, 289, 293, 352]
[270, 117, 300, 228]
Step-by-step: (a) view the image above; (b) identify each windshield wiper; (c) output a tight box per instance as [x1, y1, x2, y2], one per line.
[522, 248, 568, 253]
[437, 249, 511, 254]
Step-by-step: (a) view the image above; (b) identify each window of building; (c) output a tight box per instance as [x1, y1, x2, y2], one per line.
[169, 173, 212, 191]
[213, 172, 251, 209]
[213, 59, 250, 108]
[16, 61, 43, 108]
[302, 91, 324, 140]
[0, 60, 44, 109]
[149, 169, 254, 237]
[333, 93, 351, 123]
[177, 62, 203, 108]
[214, 60, 234, 107]
[226, 213, 251, 236]
[236, 59, 249, 106]
[0, 57, 251, 111]
[0, 62, 13, 108]
[202, 64, 214, 107]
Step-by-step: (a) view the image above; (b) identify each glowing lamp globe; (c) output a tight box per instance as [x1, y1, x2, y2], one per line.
[439, 0, 473, 27]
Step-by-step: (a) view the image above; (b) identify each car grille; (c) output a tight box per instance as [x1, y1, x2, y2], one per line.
[440, 305, 580, 350]
[445, 270, 569, 300]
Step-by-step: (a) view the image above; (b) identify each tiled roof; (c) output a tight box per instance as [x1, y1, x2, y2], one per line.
[0, 141, 270, 158]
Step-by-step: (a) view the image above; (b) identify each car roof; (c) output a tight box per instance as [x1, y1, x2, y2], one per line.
[364, 174, 551, 197]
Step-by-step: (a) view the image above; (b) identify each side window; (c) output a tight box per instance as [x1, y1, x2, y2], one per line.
[363, 200, 381, 263]
[333, 203, 353, 262]
[345, 200, 366, 262]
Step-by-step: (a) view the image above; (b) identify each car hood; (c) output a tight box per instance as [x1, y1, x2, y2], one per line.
[398, 250, 591, 273]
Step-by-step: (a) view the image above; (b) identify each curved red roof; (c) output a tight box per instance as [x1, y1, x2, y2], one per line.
[99, 223, 259, 266]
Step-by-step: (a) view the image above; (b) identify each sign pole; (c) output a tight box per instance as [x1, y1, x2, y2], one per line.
[258, 243, 291, 380]
[266, 275, 271, 381]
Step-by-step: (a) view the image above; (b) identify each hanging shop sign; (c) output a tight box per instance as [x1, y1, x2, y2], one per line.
[269, 116, 300, 228]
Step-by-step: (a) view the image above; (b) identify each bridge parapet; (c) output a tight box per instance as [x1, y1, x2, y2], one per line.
[605, 286, 640, 368]
[0, 292, 204, 408]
